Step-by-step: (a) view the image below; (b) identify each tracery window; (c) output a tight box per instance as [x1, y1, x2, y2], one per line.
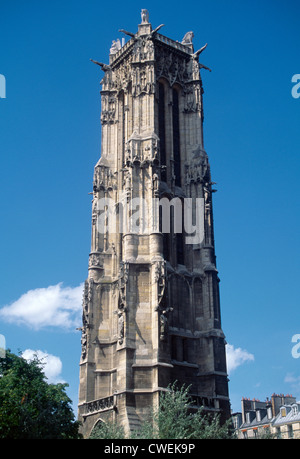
[172, 88, 181, 187]
[158, 82, 166, 182]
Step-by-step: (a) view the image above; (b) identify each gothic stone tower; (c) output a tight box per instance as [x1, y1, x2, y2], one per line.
[78, 10, 230, 437]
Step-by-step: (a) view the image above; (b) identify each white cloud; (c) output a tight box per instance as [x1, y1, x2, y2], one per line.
[284, 373, 300, 397]
[226, 343, 255, 374]
[0, 282, 84, 330]
[22, 349, 65, 384]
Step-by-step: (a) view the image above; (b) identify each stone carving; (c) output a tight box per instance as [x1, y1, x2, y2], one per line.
[93, 164, 117, 192]
[110, 39, 122, 55]
[122, 169, 132, 204]
[192, 44, 212, 73]
[91, 197, 98, 228]
[152, 172, 159, 197]
[155, 46, 190, 87]
[90, 59, 111, 72]
[186, 56, 201, 81]
[199, 62, 212, 72]
[89, 253, 103, 268]
[185, 146, 209, 185]
[80, 327, 87, 360]
[119, 28, 135, 38]
[181, 31, 194, 45]
[88, 278, 93, 304]
[80, 279, 94, 360]
[117, 311, 125, 344]
[158, 306, 173, 341]
[123, 170, 132, 200]
[114, 59, 133, 92]
[132, 62, 155, 96]
[149, 24, 165, 38]
[118, 261, 129, 308]
[183, 83, 201, 113]
[85, 396, 114, 414]
[125, 134, 159, 167]
[92, 197, 98, 216]
[100, 94, 117, 125]
[192, 43, 208, 59]
[118, 261, 129, 282]
[153, 260, 172, 341]
[80, 281, 88, 360]
[129, 32, 156, 89]
[203, 181, 212, 210]
[115, 262, 129, 344]
[153, 260, 166, 306]
[141, 9, 149, 23]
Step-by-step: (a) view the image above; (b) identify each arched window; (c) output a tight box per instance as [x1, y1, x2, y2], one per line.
[172, 88, 181, 187]
[176, 233, 184, 265]
[158, 82, 166, 182]
[162, 230, 170, 261]
[212, 274, 220, 322]
[194, 278, 204, 318]
[118, 91, 125, 164]
[89, 418, 106, 439]
[170, 275, 190, 329]
[159, 194, 171, 261]
[175, 198, 184, 265]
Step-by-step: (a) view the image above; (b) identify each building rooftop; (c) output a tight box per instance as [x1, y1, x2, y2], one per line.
[273, 402, 300, 426]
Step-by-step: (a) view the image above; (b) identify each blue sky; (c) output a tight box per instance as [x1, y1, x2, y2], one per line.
[0, 0, 299, 415]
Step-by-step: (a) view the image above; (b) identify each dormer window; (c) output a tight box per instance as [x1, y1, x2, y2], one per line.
[280, 407, 286, 417]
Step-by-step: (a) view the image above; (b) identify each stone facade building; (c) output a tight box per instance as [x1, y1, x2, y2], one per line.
[78, 10, 230, 438]
[272, 401, 300, 439]
[233, 394, 299, 439]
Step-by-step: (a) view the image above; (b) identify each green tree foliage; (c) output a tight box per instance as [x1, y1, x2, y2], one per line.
[89, 420, 125, 439]
[0, 350, 81, 439]
[155, 383, 233, 439]
[89, 382, 234, 439]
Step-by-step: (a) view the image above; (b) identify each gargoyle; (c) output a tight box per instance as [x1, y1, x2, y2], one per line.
[90, 59, 111, 71]
[150, 24, 165, 36]
[119, 28, 135, 38]
[192, 43, 208, 58]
